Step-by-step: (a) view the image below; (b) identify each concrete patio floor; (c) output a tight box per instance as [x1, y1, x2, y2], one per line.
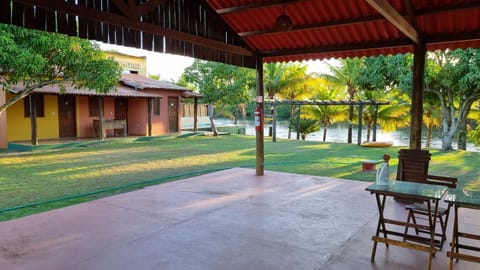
[0, 168, 478, 270]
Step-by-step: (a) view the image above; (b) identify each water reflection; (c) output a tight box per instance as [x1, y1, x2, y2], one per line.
[215, 118, 479, 152]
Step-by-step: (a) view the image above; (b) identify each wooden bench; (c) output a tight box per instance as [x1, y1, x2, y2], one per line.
[93, 119, 127, 139]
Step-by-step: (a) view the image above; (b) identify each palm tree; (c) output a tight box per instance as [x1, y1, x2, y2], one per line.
[304, 77, 348, 141]
[288, 115, 320, 140]
[264, 63, 288, 99]
[321, 58, 363, 143]
[276, 63, 313, 138]
[358, 88, 410, 142]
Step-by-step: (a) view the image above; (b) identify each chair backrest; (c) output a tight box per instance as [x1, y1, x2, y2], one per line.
[396, 149, 431, 183]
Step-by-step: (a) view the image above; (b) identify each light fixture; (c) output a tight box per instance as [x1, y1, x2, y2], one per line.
[274, 7, 293, 32]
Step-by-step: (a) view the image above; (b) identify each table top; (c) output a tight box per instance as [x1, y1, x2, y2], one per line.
[445, 188, 480, 208]
[366, 181, 448, 200]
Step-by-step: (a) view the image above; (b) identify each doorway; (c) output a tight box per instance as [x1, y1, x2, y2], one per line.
[168, 97, 179, 133]
[58, 95, 76, 138]
[115, 98, 128, 136]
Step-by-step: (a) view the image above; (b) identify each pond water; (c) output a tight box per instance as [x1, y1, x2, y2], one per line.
[214, 118, 479, 152]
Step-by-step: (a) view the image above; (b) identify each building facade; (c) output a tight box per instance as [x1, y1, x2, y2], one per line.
[0, 52, 200, 148]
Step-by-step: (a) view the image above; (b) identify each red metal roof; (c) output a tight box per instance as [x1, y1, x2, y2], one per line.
[207, 0, 480, 63]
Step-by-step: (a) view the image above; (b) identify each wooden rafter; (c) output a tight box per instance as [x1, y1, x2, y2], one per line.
[366, 0, 419, 43]
[403, 0, 418, 30]
[111, 0, 130, 18]
[240, 14, 385, 37]
[111, 0, 168, 19]
[216, 0, 304, 15]
[15, 0, 253, 57]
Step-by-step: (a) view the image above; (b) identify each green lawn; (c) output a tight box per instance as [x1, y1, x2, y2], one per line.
[1, 135, 479, 221]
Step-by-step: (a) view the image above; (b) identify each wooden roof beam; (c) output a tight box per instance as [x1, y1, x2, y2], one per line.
[15, 0, 253, 57]
[216, 0, 304, 15]
[366, 0, 419, 44]
[111, 0, 167, 19]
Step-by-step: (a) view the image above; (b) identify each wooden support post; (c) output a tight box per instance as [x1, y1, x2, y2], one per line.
[147, 97, 152, 136]
[98, 96, 104, 140]
[193, 97, 198, 132]
[410, 42, 426, 150]
[357, 103, 363, 145]
[296, 104, 301, 140]
[357, 104, 363, 145]
[272, 100, 277, 143]
[348, 104, 354, 144]
[255, 54, 264, 176]
[29, 94, 38, 146]
[373, 104, 379, 142]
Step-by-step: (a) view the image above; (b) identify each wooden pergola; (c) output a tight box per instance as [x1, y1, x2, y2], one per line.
[265, 99, 390, 144]
[1, 0, 480, 175]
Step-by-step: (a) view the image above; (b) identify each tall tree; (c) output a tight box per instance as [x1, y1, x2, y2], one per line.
[0, 24, 121, 114]
[355, 55, 412, 142]
[183, 60, 255, 135]
[412, 49, 480, 151]
[422, 93, 443, 148]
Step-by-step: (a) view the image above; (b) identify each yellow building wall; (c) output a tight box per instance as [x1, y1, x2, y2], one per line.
[0, 91, 7, 148]
[105, 51, 147, 76]
[6, 94, 59, 141]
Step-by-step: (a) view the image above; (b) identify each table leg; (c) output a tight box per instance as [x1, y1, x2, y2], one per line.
[371, 194, 388, 262]
[426, 199, 439, 269]
[448, 205, 459, 270]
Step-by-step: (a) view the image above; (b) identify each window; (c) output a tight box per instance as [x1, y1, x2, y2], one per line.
[89, 96, 104, 117]
[153, 98, 161, 116]
[24, 94, 44, 118]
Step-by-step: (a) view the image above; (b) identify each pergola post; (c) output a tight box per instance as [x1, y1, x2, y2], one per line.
[296, 104, 301, 140]
[410, 42, 426, 150]
[373, 104, 379, 142]
[357, 103, 363, 145]
[272, 100, 277, 143]
[255, 54, 264, 176]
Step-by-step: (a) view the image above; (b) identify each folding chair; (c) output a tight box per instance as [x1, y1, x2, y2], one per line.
[397, 149, 457, 249]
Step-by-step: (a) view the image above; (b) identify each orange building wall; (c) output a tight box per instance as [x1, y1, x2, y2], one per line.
[77, 96, 93, 137]
[144, 90, 183, 134]
[0, 91, 7, 148]
[128, 98, 148, 136]
[77, 96, 118, 138]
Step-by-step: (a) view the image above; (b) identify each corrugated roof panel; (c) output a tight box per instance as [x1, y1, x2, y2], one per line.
[207, 0, 480, 62]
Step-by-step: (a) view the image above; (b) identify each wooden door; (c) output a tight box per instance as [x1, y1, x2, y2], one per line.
[115, 98, 128, 119]
[58, 95, 76, 138]
[115, 98, 128, 137]
[168, 97, 179, 132]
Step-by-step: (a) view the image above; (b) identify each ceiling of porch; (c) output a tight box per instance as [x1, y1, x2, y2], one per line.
[2, 0, 480, 68]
